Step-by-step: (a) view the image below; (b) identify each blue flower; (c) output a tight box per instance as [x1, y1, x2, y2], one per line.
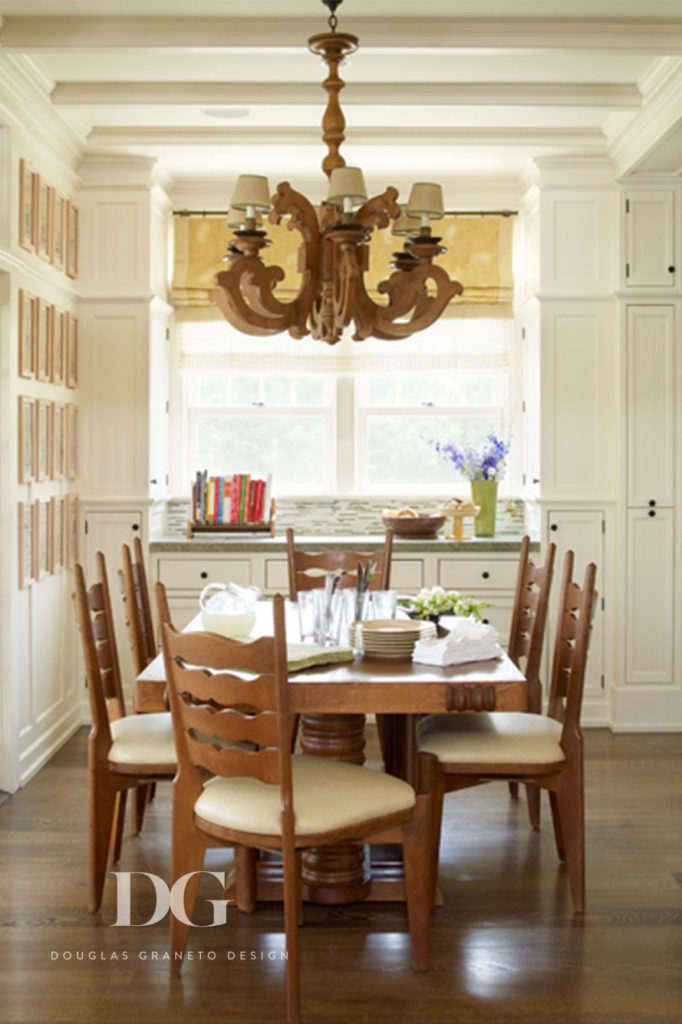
[428, 432, 510, 482]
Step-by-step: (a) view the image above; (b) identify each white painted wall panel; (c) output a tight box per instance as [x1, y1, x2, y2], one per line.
[626, 508, 675, 685]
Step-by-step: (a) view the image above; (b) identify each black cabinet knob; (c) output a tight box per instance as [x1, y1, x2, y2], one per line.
[668, 266, 675, 273]
[482, 571, 490, 579]
[150, 478, 158, 485]
[482, 618, 489, 625]
[550, 523, 558, 531]
[132, 523, 139, 531]
[200, 571, 208, 579]
[649, 499, 656, 507]
[648, 509, 656, 517]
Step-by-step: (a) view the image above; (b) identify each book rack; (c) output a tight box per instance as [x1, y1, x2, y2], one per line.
[186, 499, 276, 539]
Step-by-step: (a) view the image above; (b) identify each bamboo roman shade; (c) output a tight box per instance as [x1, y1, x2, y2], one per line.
[172, 212, 514, 320]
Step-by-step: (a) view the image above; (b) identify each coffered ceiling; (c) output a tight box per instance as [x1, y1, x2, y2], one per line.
[2, 0, 682, 200]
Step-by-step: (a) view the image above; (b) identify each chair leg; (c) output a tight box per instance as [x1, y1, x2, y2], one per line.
[234, 846, 258, 913]
[508, 781, 519, 799]
[281, 838, 301, 1024]
[554, 766, 585, 913]
[427, 773, 446, 910]
[401, 794, 431, 972]
[110, 789, 128, 863]
[89, 773, 119, 913]
[549, 790, 566, 863]
[525, 783, 541, 830]
[169, 825, 207, 976]
[133, 784, 149, 835]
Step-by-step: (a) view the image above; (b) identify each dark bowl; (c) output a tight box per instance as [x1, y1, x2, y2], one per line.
[381, 514, 446, 539]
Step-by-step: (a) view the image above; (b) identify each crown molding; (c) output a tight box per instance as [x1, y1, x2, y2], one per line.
[608, 57, 682, 176]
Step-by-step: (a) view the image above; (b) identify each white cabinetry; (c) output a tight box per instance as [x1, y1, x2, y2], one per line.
[624, 189, 677, 290]
[625, 508, 675, 685]
[545, 509, 606, 709]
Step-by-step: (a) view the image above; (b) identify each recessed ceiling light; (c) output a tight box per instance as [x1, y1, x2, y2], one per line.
[204, 108, 250, 120]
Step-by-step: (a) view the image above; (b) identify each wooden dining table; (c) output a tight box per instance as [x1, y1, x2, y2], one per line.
[134, 601, 527, 906]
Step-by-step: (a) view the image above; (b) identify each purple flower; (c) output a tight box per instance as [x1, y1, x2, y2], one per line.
[428, 432, 510, 482]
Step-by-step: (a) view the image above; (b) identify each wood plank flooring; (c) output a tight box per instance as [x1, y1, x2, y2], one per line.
[0, 727, 680, 1023]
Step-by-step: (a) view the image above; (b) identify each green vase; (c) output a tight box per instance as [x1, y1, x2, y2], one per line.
[471, 479, 498, 537]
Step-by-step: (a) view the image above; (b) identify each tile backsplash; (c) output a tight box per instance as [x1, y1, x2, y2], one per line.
[164, 495, 527, 537]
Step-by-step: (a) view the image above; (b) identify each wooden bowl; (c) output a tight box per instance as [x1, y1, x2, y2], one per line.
[381, 514, 446, 539]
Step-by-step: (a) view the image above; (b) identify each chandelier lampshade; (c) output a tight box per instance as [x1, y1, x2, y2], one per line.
[210, 0, 463, 344]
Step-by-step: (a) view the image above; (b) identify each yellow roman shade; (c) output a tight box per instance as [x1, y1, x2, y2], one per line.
[172, 212, 513, 320]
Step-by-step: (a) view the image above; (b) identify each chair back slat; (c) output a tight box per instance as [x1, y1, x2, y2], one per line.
[120, 540, 157, 675]
[547, 553, 597, 730]
[188, 739, 281, 785]
[161, 595, 292, 808]
[286, 527, 393, 600]
[154, 579, 173, 628]
[508, 537, 556, 707]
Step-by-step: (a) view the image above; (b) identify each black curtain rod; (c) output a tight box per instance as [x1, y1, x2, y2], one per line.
[172, 208, 518, 218]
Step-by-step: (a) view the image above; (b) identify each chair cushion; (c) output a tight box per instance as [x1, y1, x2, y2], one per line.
[417, 712, 565, 766]
[194, 755, 416, 837]
[109, 712, 176, 768]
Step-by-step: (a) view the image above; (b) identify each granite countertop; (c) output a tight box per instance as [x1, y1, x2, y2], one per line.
[150, 533, 538, 554]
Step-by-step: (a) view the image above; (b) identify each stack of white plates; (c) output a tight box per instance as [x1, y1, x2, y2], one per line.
[348, 618, 437, 659]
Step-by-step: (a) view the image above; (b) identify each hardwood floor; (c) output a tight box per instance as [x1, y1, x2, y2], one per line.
[0, 727, 680, 1023]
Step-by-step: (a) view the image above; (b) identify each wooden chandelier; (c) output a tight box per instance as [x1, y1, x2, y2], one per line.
[210, 0, 463, 345]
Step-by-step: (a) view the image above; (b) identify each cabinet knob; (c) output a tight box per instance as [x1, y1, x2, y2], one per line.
[150, 478, 158, 485]
[648, 509, 656, 518]
[482, 571, 490, 579]
[200, 571, 208, 579]
[668, 266, 675, 274]
[649, 499, 656, 507]
[550, 523, 558, 532]
[132, 523, 140, 531]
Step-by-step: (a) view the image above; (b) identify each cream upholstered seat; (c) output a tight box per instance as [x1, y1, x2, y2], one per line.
[108, 712, 176, 769]
[418, 551, 597, 914]
[195, 756, 415, 837]
[72, 554, 177, 913]
[417, 712, 563, 767]
[161, 594, 431, 1024]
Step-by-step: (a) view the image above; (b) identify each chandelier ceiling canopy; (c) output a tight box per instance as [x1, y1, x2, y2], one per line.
[210, 0, 463, 345]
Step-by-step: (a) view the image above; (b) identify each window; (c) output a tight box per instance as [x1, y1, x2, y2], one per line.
[174, 318, 512, 496]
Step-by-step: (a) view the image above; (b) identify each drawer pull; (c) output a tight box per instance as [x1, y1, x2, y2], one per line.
[200, 571, 208, 579]
[482, 571, 490, 579]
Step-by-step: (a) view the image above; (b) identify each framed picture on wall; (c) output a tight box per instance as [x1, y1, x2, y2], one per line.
[51, 496, 65, 573]
[36, 399, 52, 482]
[52, 307, 66, 385]
[19, 159, 37, 253]
[34, 499, 52, 581]
[66, 313, 78, 388]
[18, 395, 36, 483]
[52, 192, 66, 270]
[18, 501, 35, 588]
[36, 299, 52, 382]
[66, 201, 79, 279]
[66, 494, 80, 567]
[66, 403, 78, 479]
[37, 177, 53, 262]
[52, 402, 66, 480]
[19, 290, 36, 379]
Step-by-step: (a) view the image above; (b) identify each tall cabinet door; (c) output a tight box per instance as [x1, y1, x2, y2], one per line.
[625, 508, 675, 685]
[624, 189, 677, 289]
[626, 305, 675, 508]
[546, 509, 605, 703]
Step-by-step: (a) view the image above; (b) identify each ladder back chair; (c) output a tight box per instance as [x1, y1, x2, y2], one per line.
[161, 593, 431, 1024]
[286, 527, 394, 600]
[506, 536, 556, 826]
[418, 551, 597, 913]
[72, 553, 176, 913]
[120, 537, 156, 676]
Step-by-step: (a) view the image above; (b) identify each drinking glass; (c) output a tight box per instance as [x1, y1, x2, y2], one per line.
[369, 589, 397, 620]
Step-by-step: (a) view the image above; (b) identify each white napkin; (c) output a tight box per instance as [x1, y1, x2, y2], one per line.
[412, 616, 503, 667]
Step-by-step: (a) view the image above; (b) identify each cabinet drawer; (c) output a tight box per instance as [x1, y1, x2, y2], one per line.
[157, 558, 253, 590]
[391, 559, 425, 591]
[438, 558, 517, 591]
[265, 558, 289, 592]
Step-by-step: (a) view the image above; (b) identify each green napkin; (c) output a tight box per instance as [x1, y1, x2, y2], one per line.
[286, 642, 355, 672]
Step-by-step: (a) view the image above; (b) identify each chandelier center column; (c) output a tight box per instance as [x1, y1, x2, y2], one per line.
[308, 31, 358, 178]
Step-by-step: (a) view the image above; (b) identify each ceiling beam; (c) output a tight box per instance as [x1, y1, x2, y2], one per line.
[3, 16, 682, 53]
[51, 81, 642, 109]
[86, 124, 608, 150]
